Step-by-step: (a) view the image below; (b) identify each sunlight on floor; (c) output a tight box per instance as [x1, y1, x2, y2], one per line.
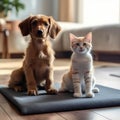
[0, 59, 120, 75]
[0, 59, 70, 75]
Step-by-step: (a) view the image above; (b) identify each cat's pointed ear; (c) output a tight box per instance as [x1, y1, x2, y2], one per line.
[85, 32, 92, 43]
[69, 33, 76, 43]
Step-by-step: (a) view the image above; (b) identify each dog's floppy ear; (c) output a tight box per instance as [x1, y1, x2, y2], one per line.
[19, 16, 32, 36]
[49, 17, 61, 39]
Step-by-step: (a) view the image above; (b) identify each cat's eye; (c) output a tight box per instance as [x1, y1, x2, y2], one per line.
[83, 43, 87, 46]
[76, 43, 79, 46]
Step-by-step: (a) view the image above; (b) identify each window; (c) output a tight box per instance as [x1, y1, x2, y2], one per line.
[78, 0, 120, 25]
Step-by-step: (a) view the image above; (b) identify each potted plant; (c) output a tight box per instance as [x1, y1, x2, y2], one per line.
[0, 0, 25, 18]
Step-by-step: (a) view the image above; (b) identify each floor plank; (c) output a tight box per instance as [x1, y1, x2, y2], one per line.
[0, 59, 120, 120]
[0, 94, 8, 103]
[95, 67, 120, 90]
[0, 105, 11, 120]
[1, 103, 65, 120]
[58, 110, 109, 120]
[92, 107, 120, 120]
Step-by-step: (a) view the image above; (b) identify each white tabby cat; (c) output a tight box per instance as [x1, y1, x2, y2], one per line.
[59, 32, 99, 98]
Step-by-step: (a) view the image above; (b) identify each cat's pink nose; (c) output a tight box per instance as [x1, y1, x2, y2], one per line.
[80, 47, 83, 50]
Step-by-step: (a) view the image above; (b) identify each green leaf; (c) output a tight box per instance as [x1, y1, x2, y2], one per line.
[0, 0, 25, 16]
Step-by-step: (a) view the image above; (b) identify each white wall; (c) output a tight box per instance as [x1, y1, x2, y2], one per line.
[9, 0, 120, 24]
[9, 0, 59, 20]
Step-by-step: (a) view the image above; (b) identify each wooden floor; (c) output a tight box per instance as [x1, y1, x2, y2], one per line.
[0, 59, 120, 120]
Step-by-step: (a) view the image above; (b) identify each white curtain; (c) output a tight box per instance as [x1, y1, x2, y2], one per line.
[58, 0, 75, 22]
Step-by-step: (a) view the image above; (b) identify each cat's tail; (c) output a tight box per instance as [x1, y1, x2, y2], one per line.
[59, 72, 73, 93]
[92, 77, 99, 93]
[59, 73, 68, 92]
[92, 87, 99, 93]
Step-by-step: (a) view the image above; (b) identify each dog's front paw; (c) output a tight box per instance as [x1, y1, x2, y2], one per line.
[47, 88, 58, 94]
[28, 89, 38, 96]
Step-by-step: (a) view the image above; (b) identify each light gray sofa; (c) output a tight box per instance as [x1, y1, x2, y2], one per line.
[53, 23, 120, 62]
[0, 22, 120, 61]
[54, 23, 120, 53]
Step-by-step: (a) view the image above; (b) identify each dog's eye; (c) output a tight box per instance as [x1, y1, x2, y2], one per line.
[31, 20, 38, 26]
[44, 22, 48, 27]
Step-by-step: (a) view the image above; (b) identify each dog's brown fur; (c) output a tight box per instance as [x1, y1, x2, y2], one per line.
[8, 14, 61, 95]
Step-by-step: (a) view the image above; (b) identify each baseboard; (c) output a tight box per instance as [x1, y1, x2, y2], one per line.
[10, 53, 25, 58]
[0, 51, 120, 63]
[93, 51, 120, 63]
[55, 51, 120, 63]
[0, 53, 24, 59]
[55, 51, 72, 58]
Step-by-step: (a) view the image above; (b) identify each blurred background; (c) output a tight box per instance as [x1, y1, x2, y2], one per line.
[9, 0, 120, 25]
[0, 0, 120, 62]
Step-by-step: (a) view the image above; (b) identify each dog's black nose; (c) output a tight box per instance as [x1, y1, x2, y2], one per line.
[37, 29, 43, 36]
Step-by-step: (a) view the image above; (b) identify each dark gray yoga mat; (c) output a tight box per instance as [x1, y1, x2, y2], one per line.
[0, 84, 120, 115]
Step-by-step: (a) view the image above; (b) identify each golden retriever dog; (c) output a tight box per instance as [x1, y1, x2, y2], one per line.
[8, 14, 61, 95]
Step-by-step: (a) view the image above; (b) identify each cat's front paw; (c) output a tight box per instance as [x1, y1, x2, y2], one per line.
[93, 87, 99, 93]
[86, 92, 94, 98]
[73, 92, 82, 98]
